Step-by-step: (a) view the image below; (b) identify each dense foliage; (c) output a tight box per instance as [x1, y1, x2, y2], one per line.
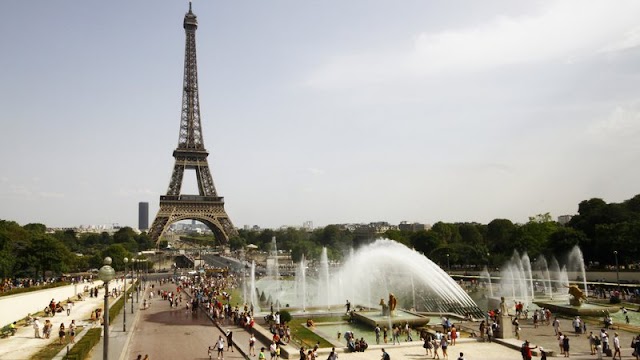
[230, 194, 640, 269]
[1, 194, 638, 278]
[0, 222, 153, 278]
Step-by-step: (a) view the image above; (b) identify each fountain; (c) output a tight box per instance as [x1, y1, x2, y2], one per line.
[492, 245, 618, 316]
[254, 239, 484, 323]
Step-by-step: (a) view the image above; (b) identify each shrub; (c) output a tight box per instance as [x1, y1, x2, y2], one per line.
[63, 328, 101, 360]
[279, 310, 292, 323]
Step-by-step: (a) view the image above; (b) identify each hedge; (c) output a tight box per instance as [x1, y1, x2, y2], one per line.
[0, 282, 70, 298]
[62, 328, 101, 360]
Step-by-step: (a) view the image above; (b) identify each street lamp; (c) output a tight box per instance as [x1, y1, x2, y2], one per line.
[98, 257, 115, 360]
[446, 253, 450, 272]
[123, 257, 128, 332]
[614, 251, 620, 293]
[136, 259, 140, 303]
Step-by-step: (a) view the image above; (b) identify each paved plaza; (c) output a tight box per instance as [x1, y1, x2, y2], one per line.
[2, 277, 640, 360]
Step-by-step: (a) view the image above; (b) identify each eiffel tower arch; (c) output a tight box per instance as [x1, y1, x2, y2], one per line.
[149, 4, 237, 245]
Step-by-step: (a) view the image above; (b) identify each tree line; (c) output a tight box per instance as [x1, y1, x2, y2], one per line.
[1, 193, 638, 279]
[230, 194, 640, 269]
[0, 222, 153, 279]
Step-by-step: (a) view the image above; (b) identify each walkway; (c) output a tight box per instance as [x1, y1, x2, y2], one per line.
[0, 280, 125, 360]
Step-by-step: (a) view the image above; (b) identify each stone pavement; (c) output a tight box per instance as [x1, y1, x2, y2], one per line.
[0, 280, 114, 360]
[88, 282, 146, 360]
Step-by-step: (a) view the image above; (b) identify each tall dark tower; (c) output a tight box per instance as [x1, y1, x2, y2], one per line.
[148, 4, 236, 244]
[138, 202, 149, 230]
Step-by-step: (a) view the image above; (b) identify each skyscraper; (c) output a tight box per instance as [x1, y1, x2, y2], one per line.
[138, 202, 149, 230]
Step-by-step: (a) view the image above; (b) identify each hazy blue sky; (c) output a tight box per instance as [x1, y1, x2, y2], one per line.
[1, 1, 640, 229]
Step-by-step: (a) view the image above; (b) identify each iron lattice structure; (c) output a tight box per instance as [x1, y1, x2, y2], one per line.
[149, 4, 237, 244]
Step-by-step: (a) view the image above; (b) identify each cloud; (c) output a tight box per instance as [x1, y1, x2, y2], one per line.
[588, 104, 640, 141]
[305, 1, 640, 89]
[115, 188, 156, 197]
[307, 167, 325, 176]
[39, 192, 65, 198]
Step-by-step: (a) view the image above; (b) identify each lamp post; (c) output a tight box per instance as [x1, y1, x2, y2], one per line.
[123, 257, 128, 332]
[130, 260, 134, 314]
[614, 251, 620, 293]
[136, 259, 140, 303]
[98, 257, 115, 360]
[446, 253, 450, 272]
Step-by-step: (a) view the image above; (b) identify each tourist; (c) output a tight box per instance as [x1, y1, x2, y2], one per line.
[216, 335, 225, 360]
[383, 326, 388, 343]
[479, 320, 486, 342]
[69, 320, 76, 343]
[633, 335, 640, 360]
[375, 324, 381, 344]
[562, 334, 570, 357]
[539, 347, 547, 360]
[521, 340, 537, 360]
[513, 318, 521, 340]
[327, 347, 337, 360]
[381, 348, 390, 360]
[259, 347, 266, 360]
[600, 328, 609, 353]
[553, 317, 560, 335]
[457, 352, 465, 360]
[450, 324, 456, 345]
[423, 334, 433, 356]
[43, 319, 52, 339]
[249, 333, 257, 356]
[226, 330, 234, 352]
[572, 316, 581, 334]
[299, 347, 305, 360]
[433, 337, 440, 359]
[58, 323, 66, 344]
[269, 340, 277, 359]
[345, 300, 350, 313]
[392, 325, 400, 345]
[33, 318, 41, 338]
[612, 332, 621, 360]
[441, 335, 449, 358]
[66, 301, 72, 316]
[588, 331, 596, 355]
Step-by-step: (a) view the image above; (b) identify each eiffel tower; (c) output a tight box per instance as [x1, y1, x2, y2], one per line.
[149, 4, 236, 244]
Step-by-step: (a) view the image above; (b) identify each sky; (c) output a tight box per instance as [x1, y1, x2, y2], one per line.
[1, 0, 640, 230]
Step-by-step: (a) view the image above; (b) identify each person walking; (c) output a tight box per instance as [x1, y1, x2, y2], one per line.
[612, 332, 621, 360]
[216, 335, 225, 360]
[58, 323, 66, 345]
[375, 324, 381, 344]
[226, 330, 234, 352]
[327, 347, 338, 360]
[441, 336, 449, 359]
[66, 302, 72, 316]
[562, 334, 570, 357]
[33, 318, 41, 338]
[249, 333, 257, 356]
[69, 320, 76, 344]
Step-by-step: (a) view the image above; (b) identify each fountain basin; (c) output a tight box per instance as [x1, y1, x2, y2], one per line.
[534, 301, 619, 317]
[352, 310, 431, 328]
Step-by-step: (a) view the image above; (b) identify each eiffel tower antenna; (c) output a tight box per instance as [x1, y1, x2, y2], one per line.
[148, 4, 237, 245]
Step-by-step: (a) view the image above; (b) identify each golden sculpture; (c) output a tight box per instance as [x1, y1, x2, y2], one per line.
[566, 285, 587, 306]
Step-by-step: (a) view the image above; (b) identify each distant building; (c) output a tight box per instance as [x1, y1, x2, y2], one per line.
[398, 221, 430, 232]
[557, 215, 573, 225]
[302, 221, 314, 231]
[138, 202, 149, 230]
